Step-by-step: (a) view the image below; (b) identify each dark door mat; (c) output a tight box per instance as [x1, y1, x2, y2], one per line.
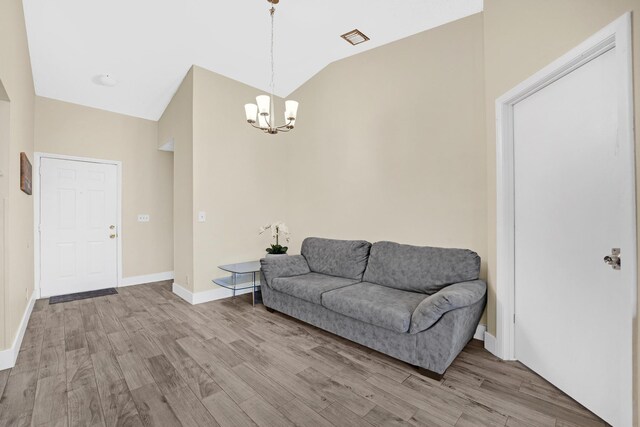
[49, 288, 118, 304]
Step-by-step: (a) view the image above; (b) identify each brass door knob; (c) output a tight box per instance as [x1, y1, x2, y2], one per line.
[110, 234, 117, 239]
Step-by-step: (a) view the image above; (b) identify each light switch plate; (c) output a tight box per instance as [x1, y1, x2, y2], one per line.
[137, 214, 150, 222]
[198, 211, 206, 222]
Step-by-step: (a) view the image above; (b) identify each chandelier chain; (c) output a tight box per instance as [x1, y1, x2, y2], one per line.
[270, 4, 276, 123]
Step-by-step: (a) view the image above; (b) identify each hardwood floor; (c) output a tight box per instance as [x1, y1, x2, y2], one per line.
[0, 281, 607, 427]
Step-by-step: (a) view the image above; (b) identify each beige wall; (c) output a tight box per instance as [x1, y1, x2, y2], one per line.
[162, 65, 287, 294]
[285, 15, 487, 304]
[191, 66, 287, 293]
[34, 97, 173, 278]
[159, 68, 194, 291]
[482, 0, 640, 420]
[0, 0, 35, 350]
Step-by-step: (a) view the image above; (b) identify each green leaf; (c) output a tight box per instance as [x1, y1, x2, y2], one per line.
[266, 243, 288, 254]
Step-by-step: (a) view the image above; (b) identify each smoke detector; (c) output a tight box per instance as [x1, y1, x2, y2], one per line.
[93, 74, 118, 87]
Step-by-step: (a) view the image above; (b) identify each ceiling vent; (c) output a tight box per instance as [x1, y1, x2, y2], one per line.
[341, 29, 370, 46]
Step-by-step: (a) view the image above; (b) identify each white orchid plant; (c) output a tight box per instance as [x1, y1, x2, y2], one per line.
[259, 221, 290, 255]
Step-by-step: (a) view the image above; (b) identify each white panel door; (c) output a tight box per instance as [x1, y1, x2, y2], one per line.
[40, 158, 118, 296]
[514, 46, 634, 426]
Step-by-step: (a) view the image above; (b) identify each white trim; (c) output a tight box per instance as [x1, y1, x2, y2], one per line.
[0, 293, 36, 370]
[473, 324, 486, 341]
[33, 152, 123, 299]
[120, 271, 174, 287]
[483, 332, 498, 357]
[171, 282, 193, 304]
[494, 13, 636, 362]
[172, 282, 255, 305]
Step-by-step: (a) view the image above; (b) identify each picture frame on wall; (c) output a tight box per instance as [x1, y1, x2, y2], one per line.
[20, 152, 32, 195]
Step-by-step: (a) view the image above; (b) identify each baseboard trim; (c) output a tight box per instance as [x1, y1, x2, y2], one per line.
[484, 332, 499, 357]
[0, 293, 37, 370]
[172, 282, 255, 305]
[172, 282, 194, 303]
[474, 324, 487, 341]
[120, 271, 174, 287]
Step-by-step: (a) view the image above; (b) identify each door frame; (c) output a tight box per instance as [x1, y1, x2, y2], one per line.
[495, 12, 636, 361]
[33, 152, 123, 298]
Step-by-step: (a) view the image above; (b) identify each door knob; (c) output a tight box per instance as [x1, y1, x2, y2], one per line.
[109, 225, 115, 230]
[110, 234, 117, 239]
[604, 248, 621, 270]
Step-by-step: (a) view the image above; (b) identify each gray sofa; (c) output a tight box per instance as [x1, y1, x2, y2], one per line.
[260, 237, 486, 377]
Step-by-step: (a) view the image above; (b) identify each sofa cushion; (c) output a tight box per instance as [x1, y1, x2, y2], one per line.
[301, 237, 372, 280]
[362, 241, 480, 294]
[271, 272, 360, 305]
[321, 282, 427, 333]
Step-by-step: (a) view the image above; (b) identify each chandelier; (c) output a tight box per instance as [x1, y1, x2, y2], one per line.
[244, 0, 299, 134]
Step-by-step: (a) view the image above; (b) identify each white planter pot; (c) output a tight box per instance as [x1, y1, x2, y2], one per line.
[265, 253, 288, 258]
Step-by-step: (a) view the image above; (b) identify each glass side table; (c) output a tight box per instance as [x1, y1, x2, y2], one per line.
[212, 260, 262, 306]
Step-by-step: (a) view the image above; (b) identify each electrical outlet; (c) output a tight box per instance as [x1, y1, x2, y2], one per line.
[137, 214, 150, 222]
[198, 211, 206, 222]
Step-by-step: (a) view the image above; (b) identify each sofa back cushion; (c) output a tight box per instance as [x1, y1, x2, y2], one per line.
[362, 241, 480, 294]
[301, 237, 372, 280]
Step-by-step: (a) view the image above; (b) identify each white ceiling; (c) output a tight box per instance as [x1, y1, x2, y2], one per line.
[22, 0, 483, 121]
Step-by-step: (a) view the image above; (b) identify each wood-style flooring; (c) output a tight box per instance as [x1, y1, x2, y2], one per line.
[0, 281, 607, 427]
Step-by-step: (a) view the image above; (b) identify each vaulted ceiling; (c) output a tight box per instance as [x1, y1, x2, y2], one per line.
[22, 0, 483, 120]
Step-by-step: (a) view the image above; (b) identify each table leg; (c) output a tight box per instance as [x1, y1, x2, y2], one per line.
[232, 273, 236, 299]
[252, 272, 256, 306]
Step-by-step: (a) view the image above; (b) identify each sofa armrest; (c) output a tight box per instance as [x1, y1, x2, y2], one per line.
[409, 280, 487, 334]
[260, 255, 311, 287]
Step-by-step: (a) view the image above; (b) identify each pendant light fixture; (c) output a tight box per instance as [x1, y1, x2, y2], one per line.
[244, 0, 299, 134]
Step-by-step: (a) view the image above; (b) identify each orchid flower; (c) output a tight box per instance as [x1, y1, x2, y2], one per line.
[259, 221, 291, 252]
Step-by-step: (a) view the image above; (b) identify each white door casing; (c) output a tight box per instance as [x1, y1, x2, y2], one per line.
[495, 14, 635, 427]
[38, 155, 121, 297]
[0, 100, 8, 312]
